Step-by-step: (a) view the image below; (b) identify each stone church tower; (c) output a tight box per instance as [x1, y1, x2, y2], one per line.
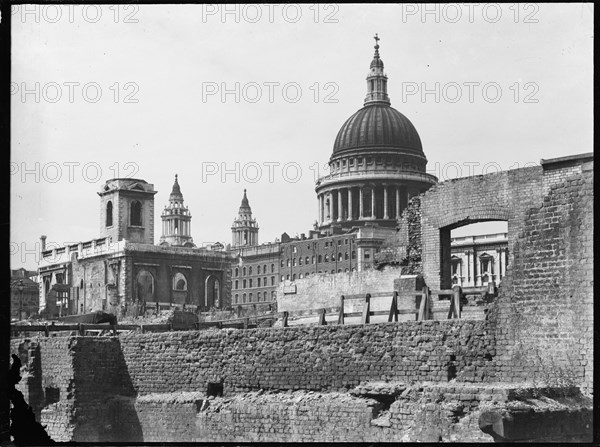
[231, 189, 259, 247]
[159, 175, 195, 247]
[98, 178, 157, 244]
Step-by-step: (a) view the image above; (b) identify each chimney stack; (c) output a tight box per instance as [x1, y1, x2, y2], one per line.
[40, 235, 47, 251]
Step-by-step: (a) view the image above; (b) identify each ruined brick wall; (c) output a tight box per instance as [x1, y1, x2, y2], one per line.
[490, 157, 594, 392]
[397, 153, 593, 391]
[414, 165, 543, 290]
[118, 320, 494, 395]
[277, 267, 401, 312]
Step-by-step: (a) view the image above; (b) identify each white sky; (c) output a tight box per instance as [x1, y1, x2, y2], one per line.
[11, 3, 594, 269]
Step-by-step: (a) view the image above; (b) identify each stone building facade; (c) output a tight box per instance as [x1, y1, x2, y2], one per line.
[450, 232, 508, 287]
[38, 177, 230, 317]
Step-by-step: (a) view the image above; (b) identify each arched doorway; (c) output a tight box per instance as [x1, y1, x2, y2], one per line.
[172, 272, 188, 305]
[204, 275, 220, 309]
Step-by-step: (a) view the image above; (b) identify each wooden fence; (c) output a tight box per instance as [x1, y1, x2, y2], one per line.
[11, 285, 483, 336]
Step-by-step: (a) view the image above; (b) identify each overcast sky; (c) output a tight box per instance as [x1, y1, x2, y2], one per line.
[11, 3, 593, 269]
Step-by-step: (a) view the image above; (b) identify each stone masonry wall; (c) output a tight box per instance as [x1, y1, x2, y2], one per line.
[277, 267, 401, 312]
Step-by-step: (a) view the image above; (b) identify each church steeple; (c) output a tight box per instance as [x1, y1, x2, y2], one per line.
[160, 174, 194, 247]
[231, 189, 259, 247]
[364, 33, 390, 106]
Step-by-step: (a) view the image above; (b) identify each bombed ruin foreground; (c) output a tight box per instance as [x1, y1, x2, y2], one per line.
[11, 152, 593, 442]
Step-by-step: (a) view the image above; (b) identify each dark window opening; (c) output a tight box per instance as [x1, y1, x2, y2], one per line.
[106, 201, 113, 227]
[45, 387, 60, 406]
[207, 382, 223, 397]
[130, 201, 142, 226]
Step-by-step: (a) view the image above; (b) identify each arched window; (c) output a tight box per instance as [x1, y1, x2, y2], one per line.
[299, 273, 303, 279]
[257, 278, 261, 287]
[305, 272, 309, 278]
[243, 267, 247, 276]
[292, 274, 296, 280]
[271, 264, 275, 273]
[311, 256, 315, 264]
[136, 270, 155, 302]
[243, 279, 247, 288]
[299, 257, 303, 266]
[243, 293, 246, 303]
[338, 253, 343, 261]
[235, 268, 239, 277]
[234, 294, 239, 304]
[257, 292, 262, 301]
[324, 254, 329, 262]
[249, 279, 253, 288]
[106, 201, 113, 227]
[345, 252, 349, 260]
[305, 256, 310, 264]
[249, 266, 253, 275]
[173, 272, 187, 291]
[235, 280, 239, 290]
[130, 201, 142, 226]
[257, 266, 261, 274]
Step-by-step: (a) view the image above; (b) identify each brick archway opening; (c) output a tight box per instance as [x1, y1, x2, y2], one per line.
[440, 219, 508, 290]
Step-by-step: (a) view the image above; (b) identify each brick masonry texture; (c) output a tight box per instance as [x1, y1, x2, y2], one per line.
[489, 159, 594, 392]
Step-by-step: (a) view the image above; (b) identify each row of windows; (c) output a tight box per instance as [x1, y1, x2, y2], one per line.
[233, 290, 276, 304]
[285, 238, 354, 254]
[234, 276, 276, 289]
[234, 264, 275, 277]
[281, 269, 356, 281]
[282, 251, 358, 267]
[331, 157, 422, 171]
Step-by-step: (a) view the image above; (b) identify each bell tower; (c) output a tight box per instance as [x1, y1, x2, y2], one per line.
[231, 189, 259, 247]
[98, 178, 157, 244]
[160, 174, 195, 247]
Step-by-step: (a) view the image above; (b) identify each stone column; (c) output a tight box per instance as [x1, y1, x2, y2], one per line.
[359, 187, 364, 219]
[395, 187, 400, 218]
[348, 188, 353, 220]
[338, 189, 343, 221]
[467, 250, 474, 287]
[317, 194, 322, 224]
[383, 186, 389, 219]
[494, 249, 501, 283]
[371, 187, 376, 219]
